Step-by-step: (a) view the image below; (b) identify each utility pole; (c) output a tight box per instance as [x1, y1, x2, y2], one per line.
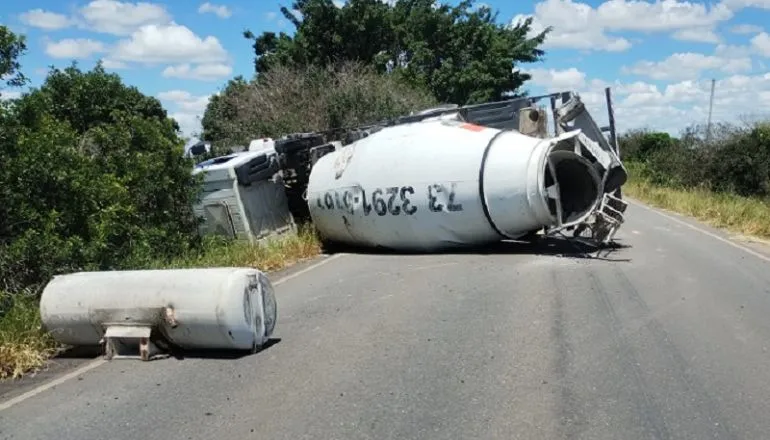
[604, 87, 618, 156]
[604, 86, 622, 199]
[706, 78, 715, 143]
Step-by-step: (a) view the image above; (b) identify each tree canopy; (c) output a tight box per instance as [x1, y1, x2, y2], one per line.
[0, 43, 200, 292]
[200, 61, 436, 151]
[14, 62, 178, 133]
[244, 0, 550, 105]
[0, 25, 28, 89]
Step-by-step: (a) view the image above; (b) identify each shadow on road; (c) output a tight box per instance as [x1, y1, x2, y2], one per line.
[55, 345, 102, 359]
[47, 338, 283, 364]
[167, 337, 282, 361]
[324, 235, 633, 263]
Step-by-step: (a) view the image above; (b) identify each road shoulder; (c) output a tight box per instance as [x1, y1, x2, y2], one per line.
[626, 197, 770, 261]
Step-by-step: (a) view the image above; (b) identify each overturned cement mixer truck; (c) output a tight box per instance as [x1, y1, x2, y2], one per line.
[300, 90, 629, 251]
[37, 90, 626, 362]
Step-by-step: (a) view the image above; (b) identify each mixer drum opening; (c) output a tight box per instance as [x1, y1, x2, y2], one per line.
[545, 150, 602, 226]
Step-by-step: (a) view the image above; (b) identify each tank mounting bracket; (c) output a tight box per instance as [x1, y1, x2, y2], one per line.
[101, 324, 167, 361]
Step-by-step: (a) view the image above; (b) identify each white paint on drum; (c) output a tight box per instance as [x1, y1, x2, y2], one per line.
[306, 117, 600, 251]
[39, 267, 277, 351]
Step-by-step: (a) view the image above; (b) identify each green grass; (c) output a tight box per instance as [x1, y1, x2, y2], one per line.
[624, 163, 770, 240]
[157, 224, 323, 272]
[0, 224, 322, 380]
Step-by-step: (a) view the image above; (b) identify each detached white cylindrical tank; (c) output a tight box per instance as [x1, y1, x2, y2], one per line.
[306, 116, 602, 251]
[39, 267, 277, 351]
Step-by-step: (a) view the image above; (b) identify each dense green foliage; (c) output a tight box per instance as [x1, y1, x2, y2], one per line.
[244, 0, 549, 105]
[0, 30, 202, 295]
[201, 61, 437, 152]
[14, 62, 179, 133]
[0, 26, 28, 88]
[620, 122, 770, 198]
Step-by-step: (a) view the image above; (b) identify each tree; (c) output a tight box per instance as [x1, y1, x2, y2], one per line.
[201, 61, 436, 151]
[15, 62, 178, 133]
[244, 0, 550, 105]
[0, 25, 28, 89]
[619, 130, 679, 162]
[708, 123, 770, 196]
[0, 63, 201, 292]
[200, 75, 252, 150]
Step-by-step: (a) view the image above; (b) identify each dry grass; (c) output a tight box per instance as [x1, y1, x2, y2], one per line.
[0, 225, 323, 380]
[159, 224, 324, 272]
[0, 291, 58, 380]
[624, 164, 770, 240]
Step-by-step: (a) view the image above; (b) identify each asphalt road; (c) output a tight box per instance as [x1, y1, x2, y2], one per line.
[2, 200, 770, 440]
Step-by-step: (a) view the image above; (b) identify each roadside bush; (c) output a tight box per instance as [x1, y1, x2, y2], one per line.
[0, 64, 202, 294]
[707, 123, 770, 197]
[646, 142, 710, 189]
[201, 61, 437, 152]
[619, 129, 678, 162]
[619, 120, 770, 198]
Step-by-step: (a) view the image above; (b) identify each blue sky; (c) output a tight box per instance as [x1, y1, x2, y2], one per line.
[2, 0, 770, 139]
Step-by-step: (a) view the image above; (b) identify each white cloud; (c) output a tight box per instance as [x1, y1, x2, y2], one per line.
[198, 2, 232, 18]
[285, 8, 303, 21]
[162, 63, 233, 81]
[79, 0, 172, 36]
[511, 0, 734, 52]
[751, 32, 770, 56]
[180, 97, 212, 114]
[525, 67, 587, 90]
[157, 90, 192, 101]
[158, 90, 214, 138]
[28, 3, 231, 71]
[529, 66, 770, 135]
[111, 23, 229, 64]
[101, 59, 128, 69]
[715, 42, 753, 58]
[18, 2, 172, 35]
[171, 112, 203, 138]
[45, 38, 106, 59]
[327, 0, 399, 9]
[158, 90, 195, 102]
[19, 9, 72, 30]
[0, 90, 22, 101]
[27, 3, 230, 69]
[721, 0, 770, 10]
[673, 28, 721, 43]
[622, 49, 752, 81]
[511, 6, 632, 53]
[596, 0, 732, 32]
[731, 23, 764, 34]
[265, 11, 278, 20]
